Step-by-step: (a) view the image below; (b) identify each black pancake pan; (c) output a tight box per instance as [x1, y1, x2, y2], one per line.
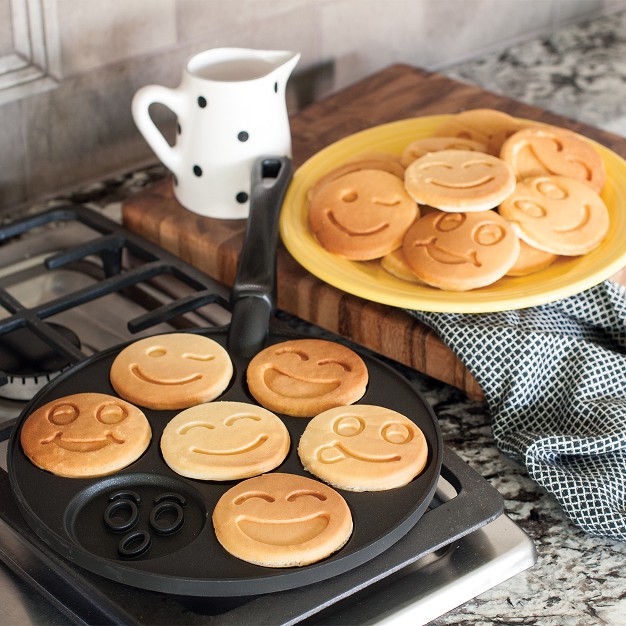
[7, 157, 443, 597]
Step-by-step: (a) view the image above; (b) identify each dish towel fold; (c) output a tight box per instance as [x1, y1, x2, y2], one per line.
[409, 280, 626, 541]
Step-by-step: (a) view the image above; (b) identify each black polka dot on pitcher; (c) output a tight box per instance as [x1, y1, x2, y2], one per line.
[274, 82, 278, 93]
[236, 192, 248, 204]
[176, 122, 182, 135]
[237, 131, 249, 142]
[197, 96, 207, 108]
[193, 165, 202, 177]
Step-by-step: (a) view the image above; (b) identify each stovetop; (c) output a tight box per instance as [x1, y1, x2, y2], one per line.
[0, 205, 536, 625]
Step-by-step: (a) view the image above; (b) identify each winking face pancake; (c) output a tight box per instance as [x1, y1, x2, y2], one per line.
[110, 333, 233, 410]
[308, 169, 419, 260]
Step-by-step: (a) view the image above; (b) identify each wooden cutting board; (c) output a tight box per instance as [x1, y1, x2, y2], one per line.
[122, 64, 626, 399]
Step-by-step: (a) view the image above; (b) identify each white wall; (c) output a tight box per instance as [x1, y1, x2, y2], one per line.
[0, 0, 624, 213]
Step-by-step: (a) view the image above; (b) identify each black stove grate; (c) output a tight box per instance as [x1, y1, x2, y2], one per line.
[0, 204, 231, 379]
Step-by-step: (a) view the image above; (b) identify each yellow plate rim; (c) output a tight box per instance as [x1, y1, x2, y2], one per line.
[279, 115, 626, 313]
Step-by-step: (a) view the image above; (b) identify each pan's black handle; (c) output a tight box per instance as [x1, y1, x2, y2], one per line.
[228, 156, 293, 358]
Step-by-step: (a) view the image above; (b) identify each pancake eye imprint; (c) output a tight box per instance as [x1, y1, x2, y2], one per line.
[536, 179, 568, 199]
[461, 159, 494, 169]
[286, 490, 327, 502]
[514, 199, 547, 218]
[224, 414, 262, 426]
[274, 348, 310, 361]
[183, 353, 215, 362]
[334, 415, 365, 437]
[178, 422, 215, 435]
[475, 223, 505, 246]
[318, 358, 352, 372]
[382, 422, 413, 445]
[234, 492, 275, 505]
[341, 189, 358, 203]
[420, 161, 453, 171]
[373, 196, 402, 207]
[436, 213, 466, 232]
[48, 403, 79, 425]
[548, 137, 564, 152]
[147, 347, 167, 358]
[96, 402, 129, 424]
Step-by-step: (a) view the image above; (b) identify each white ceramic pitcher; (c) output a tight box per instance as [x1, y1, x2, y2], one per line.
[132, 48, 300, 218]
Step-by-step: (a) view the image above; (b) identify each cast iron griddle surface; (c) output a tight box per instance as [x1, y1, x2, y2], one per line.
[8, 328, 442, 597]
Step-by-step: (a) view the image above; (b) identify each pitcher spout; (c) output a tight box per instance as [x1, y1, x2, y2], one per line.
[262, 49, 301, 81]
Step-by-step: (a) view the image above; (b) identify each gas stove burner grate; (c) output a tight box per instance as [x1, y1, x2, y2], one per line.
[0, 323, 81, 400]
[0, 204, 232, 403]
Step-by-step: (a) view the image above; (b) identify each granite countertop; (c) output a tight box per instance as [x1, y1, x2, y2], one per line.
[21, 9, 626, 626]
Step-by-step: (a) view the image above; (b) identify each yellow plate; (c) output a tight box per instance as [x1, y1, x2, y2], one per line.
[279, 115, 626, 313]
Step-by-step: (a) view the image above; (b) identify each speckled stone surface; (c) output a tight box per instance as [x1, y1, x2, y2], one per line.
[443, 9, 626, 138]
[19, 10, 626, 625]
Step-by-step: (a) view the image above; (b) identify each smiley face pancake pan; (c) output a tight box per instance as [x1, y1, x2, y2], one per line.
[8, 327, 443, 597]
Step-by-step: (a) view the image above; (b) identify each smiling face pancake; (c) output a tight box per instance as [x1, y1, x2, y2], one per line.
[404, 150, 515, 212]
[498, 175, 610, 255]
[246, 339, 368, 418]
[402, 209, 520, 291]
[308, 169, 419, 260]
[499, 125, 606, 194]
[160, 401, 290, 480]
[110, 333, 233, 410]
[20, 392, 151, 478]
[212, 472, 353, 567]
[298, 405, 428, 492]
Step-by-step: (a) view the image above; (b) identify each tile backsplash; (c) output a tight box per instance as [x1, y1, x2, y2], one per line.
[1, 0, 625, 214]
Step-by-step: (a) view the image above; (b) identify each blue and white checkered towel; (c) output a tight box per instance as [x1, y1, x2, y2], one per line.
[410, 280, 626, 541]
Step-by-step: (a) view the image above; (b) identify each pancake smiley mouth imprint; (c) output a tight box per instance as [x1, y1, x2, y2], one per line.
[43, 430, 125, 452]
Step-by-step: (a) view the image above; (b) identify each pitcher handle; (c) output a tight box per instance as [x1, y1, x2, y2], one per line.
[131, 85, 185, 175]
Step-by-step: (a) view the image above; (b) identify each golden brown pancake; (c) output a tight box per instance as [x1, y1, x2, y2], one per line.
[110, 333, 233, 410]
[160, 401, 290, 480]
[500, 125, 606, 193]
[246, 338, 368, 418]
[404, 150, 515, 212]
[20, 392, 151, 478]
[308, 169, 419, 260]
[212, 472, 353, 567]
[499, 175, 610, 255]
[298, 405, 428, 491]
[402, 209, 520, 291]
